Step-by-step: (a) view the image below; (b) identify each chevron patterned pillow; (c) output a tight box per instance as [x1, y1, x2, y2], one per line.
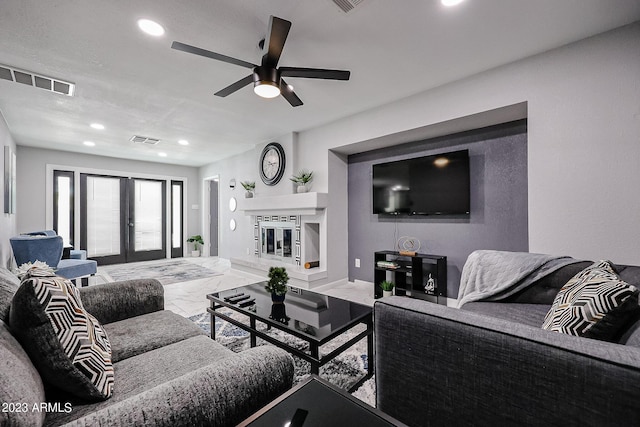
[542, 260, 640, 341]
[9, 265, 114, 401]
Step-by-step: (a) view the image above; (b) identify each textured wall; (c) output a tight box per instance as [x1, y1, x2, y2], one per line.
[348, 121, 528, 297]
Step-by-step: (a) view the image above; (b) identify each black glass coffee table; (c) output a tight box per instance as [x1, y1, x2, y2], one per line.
[207, 283, 373, 391]
[237, 375, 407, 427]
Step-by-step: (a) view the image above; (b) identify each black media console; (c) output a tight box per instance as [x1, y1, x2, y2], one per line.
[374, 251, 447, 304]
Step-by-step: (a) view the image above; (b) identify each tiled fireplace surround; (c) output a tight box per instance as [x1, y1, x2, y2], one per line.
[230, 192, 329, 289]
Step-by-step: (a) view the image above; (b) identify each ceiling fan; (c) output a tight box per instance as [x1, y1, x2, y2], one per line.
[171, 15, 350, 107]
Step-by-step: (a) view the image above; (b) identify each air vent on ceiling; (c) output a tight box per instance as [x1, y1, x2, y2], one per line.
[0, 64, 75, 96]
[331, 0, 365, 13]
[130, 135, 161, 145]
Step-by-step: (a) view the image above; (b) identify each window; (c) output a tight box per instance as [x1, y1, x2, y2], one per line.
[53, 170, 74, 246]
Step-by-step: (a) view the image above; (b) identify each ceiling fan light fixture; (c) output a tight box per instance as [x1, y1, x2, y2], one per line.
[253, 66, 281, 98]
[254, 82, 281, 98]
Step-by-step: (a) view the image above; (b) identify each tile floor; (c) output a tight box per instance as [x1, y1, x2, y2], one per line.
[96, 257, 375, 317]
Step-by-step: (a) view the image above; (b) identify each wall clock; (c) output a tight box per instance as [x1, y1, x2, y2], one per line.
[259, 142, 286, 186]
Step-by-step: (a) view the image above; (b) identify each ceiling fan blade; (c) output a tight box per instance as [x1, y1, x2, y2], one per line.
[172, 41, 256, 69]
[261, 16, 292, 68]
[214, 75, 254, 97]
[279, 67, 350, 80]
[280, 79, 303, 107]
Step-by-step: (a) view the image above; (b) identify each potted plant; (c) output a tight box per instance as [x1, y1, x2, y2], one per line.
[241, 181, 255, 198]
[380, 280, 395, 297]
[186, 235, 204, 257]
[290, 169, 313, 193]
[265, 266, 289, 302]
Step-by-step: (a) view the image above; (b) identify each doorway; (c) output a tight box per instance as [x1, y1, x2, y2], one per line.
[80, 174, 167, 265]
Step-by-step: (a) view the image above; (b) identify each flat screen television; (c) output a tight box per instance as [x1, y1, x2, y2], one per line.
[372, 149, 470, 215]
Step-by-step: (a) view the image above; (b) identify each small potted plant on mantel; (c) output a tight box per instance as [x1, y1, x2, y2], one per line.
[290, 169, 313, 193]
[265, 266, 289, 302]
[186, 235, 204, 257]
[241, 181, 255, 198]
[380, 280, 395, 297]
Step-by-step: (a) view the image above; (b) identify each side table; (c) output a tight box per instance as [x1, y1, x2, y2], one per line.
[238, 375, 407, 427]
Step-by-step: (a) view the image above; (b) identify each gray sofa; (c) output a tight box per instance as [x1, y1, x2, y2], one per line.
[0, 266, 294, 427]
[375, 257, 640, 427]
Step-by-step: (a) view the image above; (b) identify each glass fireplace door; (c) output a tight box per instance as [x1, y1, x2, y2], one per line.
[260, 221, 294, 263]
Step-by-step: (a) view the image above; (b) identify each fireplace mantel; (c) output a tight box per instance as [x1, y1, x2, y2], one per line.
[237, 192, 328, 216]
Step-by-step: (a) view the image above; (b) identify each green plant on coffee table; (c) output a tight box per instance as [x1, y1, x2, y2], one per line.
[186, 235, 204, 251]
[290, 169, 314, 185]
[380, 280, 395, 292]
[241, 181, 255, 191]
[265, 267, 289, 296]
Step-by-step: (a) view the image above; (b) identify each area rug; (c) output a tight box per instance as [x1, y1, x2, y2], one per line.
[103, 260, 222, 285]
[188, 310, 376, 407]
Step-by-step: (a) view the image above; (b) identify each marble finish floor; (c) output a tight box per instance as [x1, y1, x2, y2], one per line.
[97, 257, 375, 317]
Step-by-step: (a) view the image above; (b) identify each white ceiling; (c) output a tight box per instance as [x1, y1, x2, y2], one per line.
[1, 0, 639, 167]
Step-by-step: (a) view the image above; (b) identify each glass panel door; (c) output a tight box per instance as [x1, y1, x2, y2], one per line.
[127, 178, 166, 262]
[80, 174, 167, 265]
[81, 175, 126, 264]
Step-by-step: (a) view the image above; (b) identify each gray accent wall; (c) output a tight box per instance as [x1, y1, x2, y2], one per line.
[0, 110, 17, 268]
[348, 121, 528, 298]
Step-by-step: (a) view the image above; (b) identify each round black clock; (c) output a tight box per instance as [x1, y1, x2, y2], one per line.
[259, 142, 286, 186]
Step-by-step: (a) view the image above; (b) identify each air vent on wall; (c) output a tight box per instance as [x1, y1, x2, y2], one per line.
[0, 64, 75, 96]
[130, 135, 160, 145]
[331, 0, 366, 13]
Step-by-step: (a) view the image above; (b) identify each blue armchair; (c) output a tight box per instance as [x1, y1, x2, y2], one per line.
[9, 234, 97, 285]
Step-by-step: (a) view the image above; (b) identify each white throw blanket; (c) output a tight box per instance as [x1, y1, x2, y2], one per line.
[457, 250, 578, 308]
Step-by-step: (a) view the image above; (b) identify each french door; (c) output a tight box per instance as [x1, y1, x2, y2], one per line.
[80, 174, 166, 265]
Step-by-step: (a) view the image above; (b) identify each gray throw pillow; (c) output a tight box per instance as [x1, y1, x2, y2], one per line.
[9, 265, 114, 401]
[542, 260, 640, 341]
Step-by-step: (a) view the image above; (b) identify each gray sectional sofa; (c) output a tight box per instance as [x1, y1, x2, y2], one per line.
[0, 266, 294, 426]
[375, 255, 640, 427]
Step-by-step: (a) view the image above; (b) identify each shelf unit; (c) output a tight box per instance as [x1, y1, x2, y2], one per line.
[374, 251, 447, 304]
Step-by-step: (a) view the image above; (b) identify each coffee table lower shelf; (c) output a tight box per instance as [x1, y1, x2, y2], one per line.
[207, 303, 373, 393]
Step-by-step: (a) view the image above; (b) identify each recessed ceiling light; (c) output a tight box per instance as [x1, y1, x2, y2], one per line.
[158, 152, 168, 157]
[83, 141, 95, 147]
[137, 19, 165, 37]
[178, 139, 189, 146]
[441, 0, 465, 6]
[90, 123, 105, 130]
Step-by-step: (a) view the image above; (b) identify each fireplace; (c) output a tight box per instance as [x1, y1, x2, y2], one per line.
[255, 216, 301, 265]
[232, 193, 328, 289]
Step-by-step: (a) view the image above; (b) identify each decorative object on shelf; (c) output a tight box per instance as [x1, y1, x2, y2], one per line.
[260, 142, 286, 186]
[425, 273, 436, 294]
[290, 169, 313, 193]
[229, 219, 237, 231]
[241, 181, 255, 198]
[229, 178, 236, 189]
[265, 266, 289, 302]
[186, 235, 204, 257]
[397, 236, 421, 256]
[380, 280, 395, 297]
[376, 260, 399, 269]
[229, 197, 237, 212]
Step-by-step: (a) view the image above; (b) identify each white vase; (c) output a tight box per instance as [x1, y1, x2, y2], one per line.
[245, 191, 253, 198]
[297, 185, 307, 193]
[192, 250, 200, 257]
[382, 290, 393, 297]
